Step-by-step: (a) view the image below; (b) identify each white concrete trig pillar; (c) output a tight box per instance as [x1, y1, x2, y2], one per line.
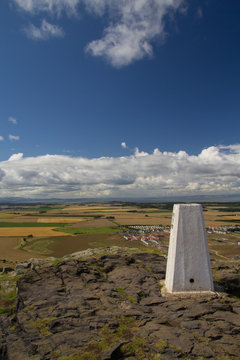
[165, 204, 214, 293]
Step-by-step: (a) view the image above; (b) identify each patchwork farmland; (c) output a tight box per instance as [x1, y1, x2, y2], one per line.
[0, 202, 239, 267]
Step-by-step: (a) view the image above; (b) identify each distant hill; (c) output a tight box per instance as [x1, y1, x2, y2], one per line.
[1, 194, 240, 204]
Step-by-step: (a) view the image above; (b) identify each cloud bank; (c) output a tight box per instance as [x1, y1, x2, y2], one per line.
[0, 144, 240, 199]
[13, 0, 184, 66]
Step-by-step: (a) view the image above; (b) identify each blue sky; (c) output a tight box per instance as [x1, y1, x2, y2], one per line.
[0, 0, 240, 199]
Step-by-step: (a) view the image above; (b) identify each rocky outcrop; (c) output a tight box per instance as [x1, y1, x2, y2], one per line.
[0, 250, 239, 360]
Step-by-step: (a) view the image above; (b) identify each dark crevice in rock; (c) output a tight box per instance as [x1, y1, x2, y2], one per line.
[0, 344, 8, 360]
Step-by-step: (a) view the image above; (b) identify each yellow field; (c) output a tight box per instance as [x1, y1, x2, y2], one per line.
[0, 214, 20, 219]
[65, 205, 112, 211]
[57, 206, 91, 211]
[36, 217, 89, 223]
[203, 208, 240, 226]
[0, 228, 67, 237]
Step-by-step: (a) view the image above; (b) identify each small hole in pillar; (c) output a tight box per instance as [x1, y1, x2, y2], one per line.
[189, 278, 194, 283]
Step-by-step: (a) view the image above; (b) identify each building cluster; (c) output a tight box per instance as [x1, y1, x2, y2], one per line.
[127, 225, 170, 232]
[207, 225, 240, 234]
[207, 226, 229, 234]
[122, 224, 240, 248]
[122, 225, 170, 248]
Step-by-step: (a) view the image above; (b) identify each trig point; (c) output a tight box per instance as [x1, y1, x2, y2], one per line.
[165, 204, 214, 293]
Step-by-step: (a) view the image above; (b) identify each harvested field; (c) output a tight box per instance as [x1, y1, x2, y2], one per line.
[0, 237, 45, 262]
[69, 218, 114, 228]
[62, 206, 90, 211]
[65, 205, 117, 211]
[62, 205, 142, 213]
[37, 217, 88, 223]
[2, 216, 39, 223]
[203, 208, 240, 226]
[81, 209, 143, 213]
[114, 212, 172, 226]
[0, 228, 67, 237]
[0, 222, 70, 227]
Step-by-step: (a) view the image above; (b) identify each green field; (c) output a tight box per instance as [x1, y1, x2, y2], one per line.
[0, 214, 19, 219]
[54, 226, 120, 235]
[20, 233, 143, 258]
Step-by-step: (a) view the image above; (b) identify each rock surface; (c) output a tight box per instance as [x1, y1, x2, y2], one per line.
[0, 249, 239, 360]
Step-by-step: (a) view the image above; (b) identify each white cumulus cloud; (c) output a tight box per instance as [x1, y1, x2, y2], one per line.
[8, 153, 24, 161]
[13, 0, 184, 66]
[121, 142, 127, 149]
[85, 0, 184, 67]
[9, 134, 20, 141]
[24, 19, 65, 40]
[0, 136, 4, 141]
[13, 0, 80, 17]
[8, 116, 17, 125]
[0, 144, 240, 199]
